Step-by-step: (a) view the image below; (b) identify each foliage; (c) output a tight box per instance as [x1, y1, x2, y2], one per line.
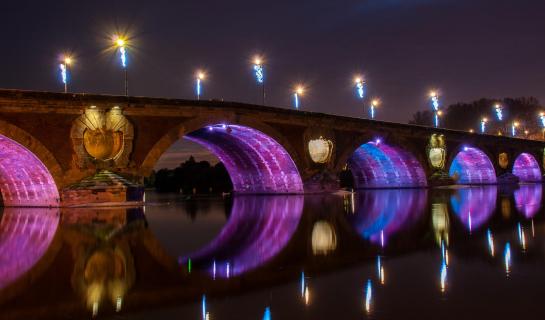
[145, 156, 232, 194]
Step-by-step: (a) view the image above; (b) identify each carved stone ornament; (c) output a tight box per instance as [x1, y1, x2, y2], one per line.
[71, 106, 134, 168]
[499, 152, 509, 169]
[427, 134, 446, 170]
[308, 136, 334, 164]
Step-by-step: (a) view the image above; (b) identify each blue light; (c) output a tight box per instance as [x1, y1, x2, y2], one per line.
[504, 242, 511, 274]
[487, 229, 494, 257]
[201, 295, 206, 320]
[512, 123, 517, 137]
[355, 79, 366, 99]
[254, 64, 264, 84]
[540, 113, 545, 127]
[119, 47, 127, 68]
[196, 78, 202, 99]
[263, 307, 271, 320]
[431, 95, 440, 111]
[370, 105, 375, 119]
[294, 93, 300, 109]
[434, 113, 439, 128]
[481, 119, 487, 133]
[376, 256, 381, 277]
[300, 272, 305, 297]
[365, 279, 372, 313]
[59, 63, 67, 85]
[495, 105, 503, 121]
[440, 261, 447, 292]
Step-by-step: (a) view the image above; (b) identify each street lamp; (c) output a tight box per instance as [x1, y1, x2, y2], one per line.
[354, 76, 366, 116]
[511, 121, 519, 137]
[539, 112, 545, 138]
[114, 35, 128, 96]
[253, 56, 265, 105]
[59, 55, 72, 93]
[370, 99, 380, 120]
[430, 91, 441, 128]
[480, 117, 488, 134]
[293, 85, 305, 110]
[494, 103, 503, 121]
[196, 71, 205, 100]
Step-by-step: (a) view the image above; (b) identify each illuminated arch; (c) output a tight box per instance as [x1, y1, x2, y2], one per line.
[182, 196, 304, 277]
[0, 135, 60, 206]
[0, 208, 59, 290]
[347, 141, 427, 189]
[184, 124, 303, 193]
[513, 153, 542, 182]
[451, 187, 497, 231]
[449, 147, 496, 184]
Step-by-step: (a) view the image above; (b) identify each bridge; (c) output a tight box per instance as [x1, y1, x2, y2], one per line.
[0, 89, 543, 207]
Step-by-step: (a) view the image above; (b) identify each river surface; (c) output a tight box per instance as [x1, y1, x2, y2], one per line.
[1, 185, 545, 319]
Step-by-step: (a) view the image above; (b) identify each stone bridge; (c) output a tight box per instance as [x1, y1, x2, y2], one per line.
[0, 89, 543, 207]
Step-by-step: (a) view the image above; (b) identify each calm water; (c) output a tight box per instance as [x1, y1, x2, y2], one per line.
[1, 185, 545, 319]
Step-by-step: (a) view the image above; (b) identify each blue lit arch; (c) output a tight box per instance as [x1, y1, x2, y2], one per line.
[449, 147, 496, 184]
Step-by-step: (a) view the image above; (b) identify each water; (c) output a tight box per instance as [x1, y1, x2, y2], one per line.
[1, 185, 545, 319]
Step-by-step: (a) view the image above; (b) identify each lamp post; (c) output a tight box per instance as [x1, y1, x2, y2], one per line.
[114, 36, 128, 96]
[196, 71, 205, 100]
[59, 55, 72, 93]
[430, 91, 441, 128]
[354, 77, 366, 117]
[253, 56, 265, 105]
[480, 117, 488, 134]
[293, 86, 304, 110]
[511, 121, 519, 137]
[539, 112, 545, 139]
[370, 99, 380, 119]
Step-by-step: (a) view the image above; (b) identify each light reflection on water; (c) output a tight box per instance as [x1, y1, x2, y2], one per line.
[1, 185, 545, 319]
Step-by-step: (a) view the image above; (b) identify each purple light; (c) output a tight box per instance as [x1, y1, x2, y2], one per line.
[514, 184, 542, 218]
[182, 196, 304, 277]
[449, 147, 497, 184]
[0, 135, 59, 207]
[512, 153, 542, 182]
[0, 208, 59, 289]
[451, 187, 497, 231]
[348, 189, 427, 246]
[348, 142, 428, 189]
[185, 124, 303, 193]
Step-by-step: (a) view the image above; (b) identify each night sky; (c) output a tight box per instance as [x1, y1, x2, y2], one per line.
[1, 0, 544, 168]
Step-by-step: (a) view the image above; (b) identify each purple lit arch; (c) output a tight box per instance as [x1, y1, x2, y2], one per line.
[513, 153, 542, 182]
[0, 135, 59, 207]
[182, 196, 304, 277]
[185, 124, 303, 193]
[449, 147, 496, 184]
[347, 141, 427, 189]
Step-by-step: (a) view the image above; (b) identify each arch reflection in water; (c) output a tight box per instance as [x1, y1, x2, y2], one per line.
[348, 189, 427, 246]
[0, 208, 59, 290]
[514, 184, 543, 218]
[183, 196, 304, 277]
[450, 187, 497, 232]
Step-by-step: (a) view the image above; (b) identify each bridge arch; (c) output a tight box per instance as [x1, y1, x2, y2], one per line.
[512, 153, 542, 182]
[142, 117, 304, 193]
[347, 140, 427, 189]
[448, 146, 496, 184]
[0, 120, 61, 206]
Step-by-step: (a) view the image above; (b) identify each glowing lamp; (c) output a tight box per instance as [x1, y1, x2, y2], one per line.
[370, 99, 380, 119]
[495, 104, 503, 121]
[196, 70, 205, 100]
[293, 85, 305, 109]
